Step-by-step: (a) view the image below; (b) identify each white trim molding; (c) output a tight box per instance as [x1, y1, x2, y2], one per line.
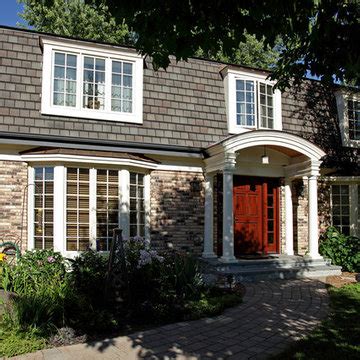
[41, 37, 143, 124]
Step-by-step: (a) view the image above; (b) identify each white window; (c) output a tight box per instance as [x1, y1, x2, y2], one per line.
[130, 173, 145, 237]
[33, 167, 54, 249]
[331, 184, 350, 235]
[28, 165, 150, 256]
[329, 178, 360, 237]
[41, 38, 143, 123]
[348, 99, 360, 141]
[223, 68, 282, 134]
[335, 91, 360, 147]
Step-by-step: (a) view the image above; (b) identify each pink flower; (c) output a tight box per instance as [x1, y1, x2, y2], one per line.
[47, 256, 55, 263]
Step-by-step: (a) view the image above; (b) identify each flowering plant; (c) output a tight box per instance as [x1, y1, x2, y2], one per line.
[123, 236, 164, 270]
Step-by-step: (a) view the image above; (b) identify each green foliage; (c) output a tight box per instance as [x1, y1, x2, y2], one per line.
[273, 283, 360, 359]
[68, 250, 108, 308]
[1, 250, 73, 333]
[18, 0, 130, 45]
[103, 0, 360, 89]
[0, 246, 243, 356]
[196, 32, 281, 70]
[0, 328, 46, 358]
[319, 227, 360, 272]
[184, 293, 242, 320]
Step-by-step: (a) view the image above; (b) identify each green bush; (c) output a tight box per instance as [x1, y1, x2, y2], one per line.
[319, 226, 360, 272]
[0, 329, 46, 358]
[1, 250, 73, 334]
[68, 250, 108, 308]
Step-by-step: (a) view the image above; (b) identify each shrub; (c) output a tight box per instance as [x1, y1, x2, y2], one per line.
[319, 226, 360, 272]
[1, 250, 66, 295]
[1, 250, 73, 334]
[0, 329, 46, 358]
[68, 250, 108, 308]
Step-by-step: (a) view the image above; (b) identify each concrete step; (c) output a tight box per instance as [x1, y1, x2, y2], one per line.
[200, 256, 342, 283]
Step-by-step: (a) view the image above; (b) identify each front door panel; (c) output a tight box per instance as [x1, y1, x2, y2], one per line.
[233, 176, 279, 256]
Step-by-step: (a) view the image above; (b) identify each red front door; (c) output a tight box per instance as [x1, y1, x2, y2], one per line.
[233, 176, 279, 256]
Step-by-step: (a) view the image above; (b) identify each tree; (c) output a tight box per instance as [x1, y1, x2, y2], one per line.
[196, 32, 281, 71]
[94, 0, 359, 89]
[18, 0, 130, 45]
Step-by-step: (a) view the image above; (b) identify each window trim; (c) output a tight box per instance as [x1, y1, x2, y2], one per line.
[223, 68, 282, 134]
[335, 90, 360, 148]
[41, 38, 143, 124]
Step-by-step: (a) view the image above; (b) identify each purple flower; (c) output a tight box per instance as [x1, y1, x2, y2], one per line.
[47, 256, 55, 263]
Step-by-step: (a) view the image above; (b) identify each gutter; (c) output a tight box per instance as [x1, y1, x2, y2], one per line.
[0, 132, 204, 158]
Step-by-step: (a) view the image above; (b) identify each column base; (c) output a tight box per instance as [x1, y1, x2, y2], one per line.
[219, 255, 237, 263]
[308, 253, 323, 260]
[202, 252, 217, 259]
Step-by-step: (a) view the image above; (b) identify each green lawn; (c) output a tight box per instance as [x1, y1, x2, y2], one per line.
[273, 282, 360, 360]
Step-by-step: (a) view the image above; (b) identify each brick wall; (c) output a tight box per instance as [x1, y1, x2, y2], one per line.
[0, 160, 28, 251]
[318, 179, 332, 235]
[292, 179, 309, 255]
[150, 170, 204, 254]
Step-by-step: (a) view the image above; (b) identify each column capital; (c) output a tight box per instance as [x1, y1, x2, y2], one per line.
[222, 152, 237, 172]
[308, 160, 322, 177]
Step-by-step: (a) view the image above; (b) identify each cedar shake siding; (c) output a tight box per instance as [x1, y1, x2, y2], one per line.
[1, 26, 359, 174]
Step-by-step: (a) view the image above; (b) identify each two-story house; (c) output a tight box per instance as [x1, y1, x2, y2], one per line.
[0, 26, 359, 263]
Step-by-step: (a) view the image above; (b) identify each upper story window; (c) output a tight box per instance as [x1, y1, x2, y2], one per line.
[335, 90, 360, 147]
[222, 68, 282, 134]
[41, 38, 143, 123]
[348, 99, 360, 141]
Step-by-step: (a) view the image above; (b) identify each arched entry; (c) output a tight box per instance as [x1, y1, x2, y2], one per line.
[202, 130, 326, 262]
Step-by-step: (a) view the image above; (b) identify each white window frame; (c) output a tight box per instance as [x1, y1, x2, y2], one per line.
[328, 177, 360, 237]
[28, 164, 151, 258]
[223, 69, 282, 134]
[41, 38, 143, 124]
[335, 90, 360, 148]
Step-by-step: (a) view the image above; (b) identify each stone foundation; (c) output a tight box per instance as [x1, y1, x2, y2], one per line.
[0, 160, 28, 251]
[150, 170, 204, 254]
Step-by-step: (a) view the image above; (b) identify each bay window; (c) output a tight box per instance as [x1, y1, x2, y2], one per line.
[29, 165, 150, 255]
[41, 38, 143, 123]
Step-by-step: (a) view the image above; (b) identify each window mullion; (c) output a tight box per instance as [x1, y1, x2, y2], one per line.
[256, 81, 260, 128]
[77, 54, 82, 110]
[105, 58, 112, 112]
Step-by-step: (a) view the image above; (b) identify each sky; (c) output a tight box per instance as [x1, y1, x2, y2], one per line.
[0, 0, 25, 27]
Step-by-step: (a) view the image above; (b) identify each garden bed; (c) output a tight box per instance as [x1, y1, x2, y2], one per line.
[0, 244, 243, 358]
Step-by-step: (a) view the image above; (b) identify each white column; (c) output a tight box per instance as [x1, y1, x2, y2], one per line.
[284, 179, 294, 255]
[221, 166, 236, 262]
[202, 174, 216, 258]
[120, 169, 130, 239]
[89, 168, 97, 250]
[53, 165, 65, 253]
[308, 175, 321, 258]
[27, 167, 35, 251]
[144, 173, 151, 242]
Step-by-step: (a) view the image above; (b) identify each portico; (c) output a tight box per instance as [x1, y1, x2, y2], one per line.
[202, 131, 326, 262]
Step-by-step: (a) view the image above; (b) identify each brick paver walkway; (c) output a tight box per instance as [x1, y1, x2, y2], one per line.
[11, 279, 329, 360]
